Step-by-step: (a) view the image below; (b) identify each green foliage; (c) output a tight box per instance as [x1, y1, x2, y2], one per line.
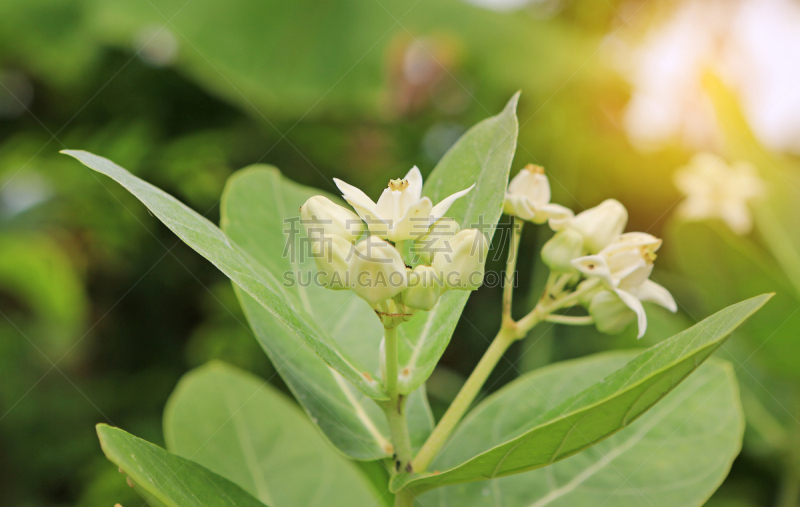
[96, 424, 269, 507]
[163, 362, 381, 506]
[423, 353, 743, 506]
[392, 294, 769, 493]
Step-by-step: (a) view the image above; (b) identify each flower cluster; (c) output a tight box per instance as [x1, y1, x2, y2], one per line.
[505, 164, 677, 338]
[300, 167, 487, 326]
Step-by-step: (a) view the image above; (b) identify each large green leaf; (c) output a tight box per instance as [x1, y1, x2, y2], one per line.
[221, 166, 433, 460]
[163, 362, 381, 506]
[392, 294, 770, 493]
[96, 424, 268, 507]
[419, 353, 742, 506]
[62, 149, 384, 399]
[396, 92, 519, 395]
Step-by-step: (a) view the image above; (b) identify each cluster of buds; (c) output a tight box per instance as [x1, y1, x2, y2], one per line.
[505, 164, 676, 338]
[300, 167, 487, 327]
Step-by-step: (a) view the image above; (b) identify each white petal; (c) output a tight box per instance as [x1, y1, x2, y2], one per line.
[506, 194, 536, 221]
[334, 178, 380, 217]
[390, 198, 433, 242]
[572, 255, 614, 287]
[405, 166, 423, 202]
[430, 184, 475, 222]
[615, 289, 647, 339]
[540, 203, 574, 230]
[637, 279, 677, 312]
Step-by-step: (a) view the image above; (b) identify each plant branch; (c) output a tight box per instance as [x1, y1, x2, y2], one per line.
[412, 324, 521, 473]
[502, 216, 522, 325]
[545, 314, 594, 325]
[382, 326, 414, 475]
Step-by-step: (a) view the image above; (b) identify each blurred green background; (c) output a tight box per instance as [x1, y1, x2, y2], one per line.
[1, 0, 799, 505]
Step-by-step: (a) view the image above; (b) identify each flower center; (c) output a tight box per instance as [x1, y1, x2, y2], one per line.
[388, 178, 410, 191]
[524, 164, 545, 175]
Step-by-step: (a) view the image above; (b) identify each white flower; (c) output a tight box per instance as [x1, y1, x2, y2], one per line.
[568, 199, 628, 254]
[432, 229, 488, 291]
[309, 234, 353, 290]
[349, 236, 408, 305]
[572, 232, 677, 338]
[503, 164, 573, 229]
[300, 196, 365, 242]
[334, 166, 474, 242]
[674, 153, 765, 234]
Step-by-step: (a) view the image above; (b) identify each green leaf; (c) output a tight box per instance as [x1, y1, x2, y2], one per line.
[420, 352, 742, 506]
[221, 166, 433, 460]
[62, 149, 385, 400]
[163, 362, 381, 506]
[393, 294, 770, 493]
[396, 92, 519, 394]
[96, 424, 268, 507]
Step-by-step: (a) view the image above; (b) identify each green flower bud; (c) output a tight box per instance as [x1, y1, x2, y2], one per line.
[413, 217, 460, 265]
[301, 195, 365, 242]
[433, 229, 488, 291]
[588, 290, 636, 335]
[541, 228, 585, 272]
[402, 265, 443, 311]
[349, 236, 407, 305]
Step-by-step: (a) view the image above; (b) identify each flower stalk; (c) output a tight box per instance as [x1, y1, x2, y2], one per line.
[382, 325, 414, 475]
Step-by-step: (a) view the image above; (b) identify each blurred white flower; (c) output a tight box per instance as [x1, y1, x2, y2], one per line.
[572, 232, 677, 338]
[674, 153, 765, 234]
[335, 167, 473, 242]
[503, 164, 573, 228]
[620, 0, 800, 154]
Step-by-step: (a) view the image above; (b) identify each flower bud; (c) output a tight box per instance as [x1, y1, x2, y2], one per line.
[349, 236, 407, 305]
[588, 290, 636, 335]
[310, 234, 353, 290]
[402, 265, 443, 311]
[433, 229, 488, 291]
[541, 228, 584, 272]
[412, 217, 460, 265]
[301, 196, 365, 243]
[569, 199, 627, 253]
[504, 165, 550, 222]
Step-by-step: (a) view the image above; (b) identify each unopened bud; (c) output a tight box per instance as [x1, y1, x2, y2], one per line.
[349, 236, 407, 305]
[403, 265, 443, 311]
[588, 290, 635, 335]
[310, 234, 353, 290]
[301, 196, 365, 242]
[433, 229, 488, 291]
[541, 229, 584, 272]
[413, 217, 460, 265]
[569, 199, 627, 253]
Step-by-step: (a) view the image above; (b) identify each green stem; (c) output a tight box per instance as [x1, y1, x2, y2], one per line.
[413, 324, 522, 473]
[382, 326, 414, 473]
[502, 216, 522, 325]
[394, 489, 415, 507]
[545, 314, 594, 325]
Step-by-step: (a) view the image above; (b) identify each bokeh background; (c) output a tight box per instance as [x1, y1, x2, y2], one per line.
[1, 0, 799, 505]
